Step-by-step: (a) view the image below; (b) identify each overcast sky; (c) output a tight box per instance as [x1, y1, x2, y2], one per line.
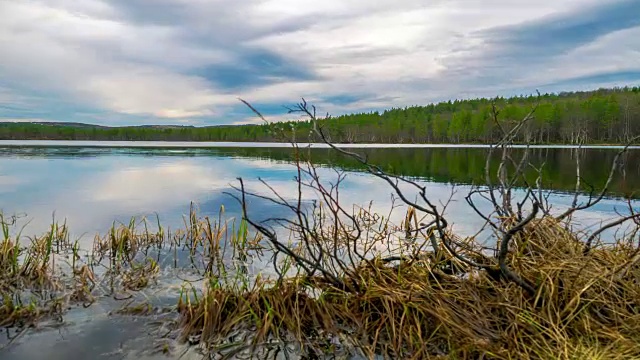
[1, 0, 639, 126]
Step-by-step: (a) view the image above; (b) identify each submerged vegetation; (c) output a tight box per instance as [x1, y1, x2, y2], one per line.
[1, 86, 640, 144]
[2, 96, 640, 359]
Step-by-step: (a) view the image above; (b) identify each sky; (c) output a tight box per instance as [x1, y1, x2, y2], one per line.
[0, 0, 639, 126]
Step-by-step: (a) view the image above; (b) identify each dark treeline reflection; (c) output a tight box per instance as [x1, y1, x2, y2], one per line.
[1, 146, 638, 198]
[219, 147, 640, 199]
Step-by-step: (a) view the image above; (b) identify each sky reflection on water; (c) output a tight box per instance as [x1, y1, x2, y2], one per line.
[0, 146, 636, 248]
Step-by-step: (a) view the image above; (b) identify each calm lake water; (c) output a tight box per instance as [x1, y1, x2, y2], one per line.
[1, 142, 638, 237]
[1, 141, 639, 359]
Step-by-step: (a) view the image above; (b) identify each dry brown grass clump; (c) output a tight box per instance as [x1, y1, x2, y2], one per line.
[177, 216, 640, 359]
[0, 212, 170, 329]
[0, 214, 80, 328]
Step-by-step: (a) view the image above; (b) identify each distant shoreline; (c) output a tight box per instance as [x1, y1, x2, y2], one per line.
[1, 140, 639, 150]
[2, 86, 639, 146]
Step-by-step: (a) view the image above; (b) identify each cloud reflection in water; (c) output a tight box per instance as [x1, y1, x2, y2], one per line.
[0, 149, 636, 249]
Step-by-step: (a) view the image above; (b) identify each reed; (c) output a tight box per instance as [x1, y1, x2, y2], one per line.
[176, 215, 640, 359]
[0, 204, 264, 332]
[2, 204, 638, 359]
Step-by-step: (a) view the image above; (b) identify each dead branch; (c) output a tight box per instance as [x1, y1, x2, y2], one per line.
[556, 136, 640, 222]
[584, 213, 640, 254]
[498, 202, 539, 295]
[234, 92, 635, 298]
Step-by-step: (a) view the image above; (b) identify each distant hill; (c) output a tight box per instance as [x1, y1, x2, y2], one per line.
[1, 86, 639, 144]
[1, 121, 199, 130]
[27, 121, 105, 128]
[135, 124, 196, 129]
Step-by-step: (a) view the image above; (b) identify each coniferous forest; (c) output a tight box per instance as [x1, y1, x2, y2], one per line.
[1, 86, 639, 144]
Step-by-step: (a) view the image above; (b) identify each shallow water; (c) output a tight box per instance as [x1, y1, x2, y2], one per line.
[1, 143, 639, 359]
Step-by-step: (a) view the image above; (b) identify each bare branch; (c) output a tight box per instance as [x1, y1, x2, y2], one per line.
[556, 136, 640, 221]
[584, 213, 640, 254]
[498, 202, 540, 295]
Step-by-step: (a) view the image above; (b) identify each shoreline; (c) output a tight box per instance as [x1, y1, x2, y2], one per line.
[1, 140, 639, 150]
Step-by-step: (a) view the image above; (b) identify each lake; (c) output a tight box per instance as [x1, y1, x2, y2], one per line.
[1, 142, 638, 236]
[1, 141, 639, 359]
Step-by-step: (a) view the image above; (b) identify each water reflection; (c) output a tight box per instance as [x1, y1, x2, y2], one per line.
[3, 145, 638, 195]
[0, 146, 637, 247]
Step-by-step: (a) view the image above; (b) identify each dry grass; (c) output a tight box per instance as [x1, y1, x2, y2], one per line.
[176, 216, 640, 359]
[0, 213, 76, 327]
[0, 204, 258, 331]
[2, 205, 639, 359]
[0, 212, 170, 329]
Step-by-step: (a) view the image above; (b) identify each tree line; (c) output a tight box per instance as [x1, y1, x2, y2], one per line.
[1, 86, 639, 144]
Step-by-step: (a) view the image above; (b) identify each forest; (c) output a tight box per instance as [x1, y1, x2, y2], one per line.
[1, 86, 639, 144]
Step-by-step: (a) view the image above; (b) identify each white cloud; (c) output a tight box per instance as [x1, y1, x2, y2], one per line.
[0, 0, 637, 124]
[0, 1, 236, 120]
[542, 26, 640, 82]
[240, 0, 624, 107]
[80, 68, 229, 117]
[0, 87, 21, 105]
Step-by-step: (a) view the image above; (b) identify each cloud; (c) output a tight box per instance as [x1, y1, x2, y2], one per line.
[540, 70, 640, 91]
[0, 1, 235, 121]
[438, 1, 640, 94]
[191, 47, 318, 91]
[0, 0, 638, 125]
[482, 0, 640, 56]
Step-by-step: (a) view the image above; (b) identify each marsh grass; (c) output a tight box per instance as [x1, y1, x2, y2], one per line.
[0, 211, 162, 329]
[0, 213, 75, 328]
[2, 203, 639, 359]
[174, 214, 640, 360]
[0, 203, 263, 332]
